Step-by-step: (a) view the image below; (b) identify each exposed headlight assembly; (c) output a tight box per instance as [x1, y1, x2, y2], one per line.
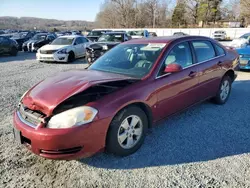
[47, 106, 98, 129]
[57, 49, 67, 54]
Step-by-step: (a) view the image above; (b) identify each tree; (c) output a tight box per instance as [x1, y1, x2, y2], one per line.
[172, 0, 187, 27]
[240, 0, 250, 26]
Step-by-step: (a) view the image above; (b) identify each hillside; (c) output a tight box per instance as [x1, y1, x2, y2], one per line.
[0, 16, 95, 31]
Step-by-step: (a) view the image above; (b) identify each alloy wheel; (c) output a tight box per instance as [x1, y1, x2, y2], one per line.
[117, 115, 143, 149]
[220, 79, 230, 101]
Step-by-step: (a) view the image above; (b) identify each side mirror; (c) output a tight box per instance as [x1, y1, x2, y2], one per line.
[164, 63, 183, 73]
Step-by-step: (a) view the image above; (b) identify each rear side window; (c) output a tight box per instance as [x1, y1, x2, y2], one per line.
[214, 44, 225, 56]
[192, 41, 215, 63]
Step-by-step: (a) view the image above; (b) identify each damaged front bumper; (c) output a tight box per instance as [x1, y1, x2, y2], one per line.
[13, 110, 111, 160]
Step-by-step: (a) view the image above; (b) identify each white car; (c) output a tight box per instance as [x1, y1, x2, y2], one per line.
[36, 35, 91, 63]
[212, 31, 227, 41]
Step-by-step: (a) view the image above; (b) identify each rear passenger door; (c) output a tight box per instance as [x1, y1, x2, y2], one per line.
[191, 40, 225, 100]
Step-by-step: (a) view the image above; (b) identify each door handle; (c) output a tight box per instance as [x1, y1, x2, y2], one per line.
[189, 71, 197, 77]
[217, 61, 222, 66]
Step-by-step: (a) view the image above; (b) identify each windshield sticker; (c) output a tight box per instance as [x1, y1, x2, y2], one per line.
[141, 43, 166, 51]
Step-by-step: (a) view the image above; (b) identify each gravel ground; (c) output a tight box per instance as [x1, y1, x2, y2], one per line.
[0, 52, 250, 188]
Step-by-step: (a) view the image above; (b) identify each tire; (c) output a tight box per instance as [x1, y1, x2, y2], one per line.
[67, 51, 75, 63]
[212, 75, 232, 105]
[106, 106, 148, 156]
[10, 47, 18, 56]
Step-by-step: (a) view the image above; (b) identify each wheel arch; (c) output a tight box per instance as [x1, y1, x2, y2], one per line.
[111, 102, 153, 129]
[224, 69, 235, 82]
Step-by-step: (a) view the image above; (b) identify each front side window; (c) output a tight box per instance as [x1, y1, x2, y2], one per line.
[89, 43, 166, 78]
[81, 37, 88, 43]
[74, 38, 83, 45]
[164, 42, 193, 68]
[192, 41, 215, 63]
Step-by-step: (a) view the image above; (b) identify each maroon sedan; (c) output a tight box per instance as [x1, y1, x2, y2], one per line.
[13, 36, 239, 160]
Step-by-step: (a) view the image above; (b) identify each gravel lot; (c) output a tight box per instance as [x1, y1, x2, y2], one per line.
[0, 52, 250, 188]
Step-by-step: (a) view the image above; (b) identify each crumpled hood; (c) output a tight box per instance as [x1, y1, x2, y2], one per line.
[39, 44, 70, 51]
[22, 70, 133, 116]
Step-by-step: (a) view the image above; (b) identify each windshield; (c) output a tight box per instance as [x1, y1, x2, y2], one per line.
[31, 34, 47, 40]
[98, 34, 123, 42]
[240, 35, 250, 39]
[87, 31, 104, 37]
[51, 37, 74, 45]
[12, 32, 28, 38]
[127, 30, 144, 36]
[89, 43, 166, 78]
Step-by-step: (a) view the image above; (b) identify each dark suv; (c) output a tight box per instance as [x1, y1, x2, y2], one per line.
[0, 36, 18, 56]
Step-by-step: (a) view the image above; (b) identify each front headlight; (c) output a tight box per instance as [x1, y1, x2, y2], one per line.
[19, 90, 29, 104]
[57, 49, 67, 54]
[47, 106, 98, 129]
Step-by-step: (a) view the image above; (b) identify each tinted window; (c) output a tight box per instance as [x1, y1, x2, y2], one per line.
[80, 37, 88, 43]
[192, 41, 215, 62]
[214, 44, 225, 56]
[164, 42, 193, 68]
[47, 35, 55, 41]
[0, 37, 9, 44]
[74, 37, 82, 45]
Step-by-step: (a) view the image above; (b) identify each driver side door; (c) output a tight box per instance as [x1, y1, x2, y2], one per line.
[154, 42, 200, 121]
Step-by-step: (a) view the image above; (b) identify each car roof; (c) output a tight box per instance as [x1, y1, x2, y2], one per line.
[59, 35, 82, 38]
[104, 32, 125, 35]
[124, 35, 212, 44]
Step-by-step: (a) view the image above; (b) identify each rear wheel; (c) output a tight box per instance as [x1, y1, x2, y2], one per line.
[212, 76, 232, 104]
[106, 106, 148, 156]
[67, 51, 75, 63]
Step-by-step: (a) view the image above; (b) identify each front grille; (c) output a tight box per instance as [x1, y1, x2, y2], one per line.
[19, 104, 46, 127]
[40, 57, 54, 60]
[40, 50, 57, 54]
[40, 147, 82, 155]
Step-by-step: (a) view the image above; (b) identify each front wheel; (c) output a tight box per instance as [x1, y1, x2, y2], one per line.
[67, 51, 75, 63]
[212, 76, 232, 104]
[106, 106, 148, 156]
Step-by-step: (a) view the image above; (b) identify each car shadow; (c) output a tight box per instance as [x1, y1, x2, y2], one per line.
[0, 52, 36, 63]
[79, 80, 250, 169]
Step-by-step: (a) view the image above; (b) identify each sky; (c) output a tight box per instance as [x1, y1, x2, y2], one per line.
[0, 0, 104, 21]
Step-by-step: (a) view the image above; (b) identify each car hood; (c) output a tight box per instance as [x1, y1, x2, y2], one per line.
[22, 70, 134, 116]
[24, 39, 44, 45]
[131, 36, 144, 39]
[39, 44, 70, 51]
[236, 46, 250, 54]
[230, 38, 248, 48]
[11, 37, 26, 41]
